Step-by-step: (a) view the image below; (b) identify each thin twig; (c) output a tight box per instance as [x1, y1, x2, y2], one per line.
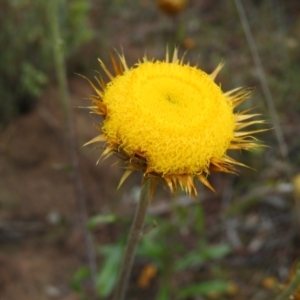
[113, 178, 152, 300]
[234, 0, 289, 161]
[48, 0, 98, 296]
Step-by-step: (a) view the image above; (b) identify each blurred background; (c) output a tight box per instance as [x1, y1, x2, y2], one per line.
[0, 0, 300, 299]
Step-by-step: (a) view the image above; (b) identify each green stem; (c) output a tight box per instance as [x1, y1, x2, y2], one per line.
[48, 0, 70, 118]
[275, 262, 300, 300]
[113, 178, 152, 300]
[48, 0, 98, 296]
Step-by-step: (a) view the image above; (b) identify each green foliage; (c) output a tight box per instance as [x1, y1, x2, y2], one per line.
[156, 285, 171, 300]
[87, 213, 117, 231]
[21, 63, 48, 97]
[72, 204, 232, 299]
[71, 267, 91, 299]
[71, 213, 121, 299]
[0, 0, 93, 123]
[137, 203, 232, 299]
[90, 214, 120, 297]
[178, 280, 230, 299]
[174, 244, 231, 272]
[96, 243, 124, 297]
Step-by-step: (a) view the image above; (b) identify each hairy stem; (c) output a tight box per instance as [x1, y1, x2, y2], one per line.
[113, 178, 152, 300]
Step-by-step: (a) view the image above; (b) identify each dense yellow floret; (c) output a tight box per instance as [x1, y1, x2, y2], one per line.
[102, 62, 236, 175]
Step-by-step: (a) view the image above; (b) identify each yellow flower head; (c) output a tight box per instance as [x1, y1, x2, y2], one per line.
[85, 49, 265, 197]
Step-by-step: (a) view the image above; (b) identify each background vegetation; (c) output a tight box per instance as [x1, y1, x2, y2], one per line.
[0, 0, 300, 299]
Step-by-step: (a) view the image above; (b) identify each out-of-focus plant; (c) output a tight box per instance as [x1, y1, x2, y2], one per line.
[156, 0, 188, 16]
[138, 204, 233, 300]
[0, 0, 93, 124]
[75, 205, 233, 299]
[72, 213, 121, 299]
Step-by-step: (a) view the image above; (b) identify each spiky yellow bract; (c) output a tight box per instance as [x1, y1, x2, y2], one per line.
[85, 49, 265, 198]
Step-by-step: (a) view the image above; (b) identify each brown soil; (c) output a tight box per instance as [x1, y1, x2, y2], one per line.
[0, 80, 109, 300]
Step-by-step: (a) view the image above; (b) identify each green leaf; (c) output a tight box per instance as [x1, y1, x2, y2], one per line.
[138, 236, 166, 265]
[71, 267, 91, 292]
[193, 204, 204, 234]
[97, 244, 123, 297]
[200, 244, 231, 260]
[156, 285, 170, 300]
[87, 214, 117, 230]
[178, 280, 230, 298]
[174, 252, 205, 271]
[174, 244, 231, 271]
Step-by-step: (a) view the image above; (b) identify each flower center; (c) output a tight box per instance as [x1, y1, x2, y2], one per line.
[165, 94, 177, 104]
[102, 62, 236, 175]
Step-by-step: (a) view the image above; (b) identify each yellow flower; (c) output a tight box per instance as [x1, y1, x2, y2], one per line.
[85, 49, 265, 197]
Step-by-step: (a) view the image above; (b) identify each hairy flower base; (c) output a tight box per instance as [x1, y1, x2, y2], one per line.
[85, 50, 265, 197]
